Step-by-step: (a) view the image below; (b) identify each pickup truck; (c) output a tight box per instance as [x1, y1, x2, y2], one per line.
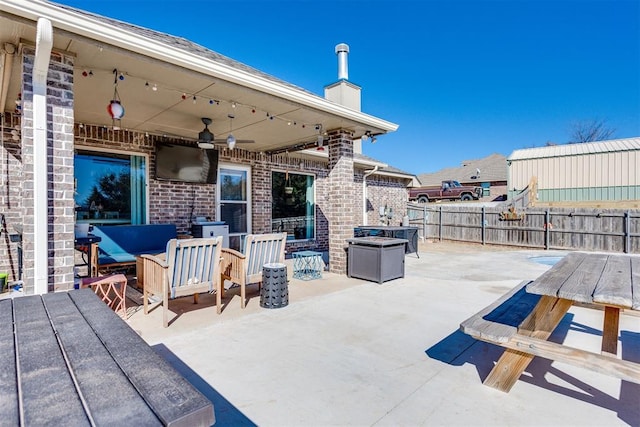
[409, 180, 483, 203]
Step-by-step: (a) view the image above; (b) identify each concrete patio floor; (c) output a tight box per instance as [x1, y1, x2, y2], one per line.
[126, 241, 640, 426]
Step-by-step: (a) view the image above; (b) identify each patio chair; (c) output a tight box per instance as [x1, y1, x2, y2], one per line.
[140, 236, 223, 327]
[219, 232, 287, 313]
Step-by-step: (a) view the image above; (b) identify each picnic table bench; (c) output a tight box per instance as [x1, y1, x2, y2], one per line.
[460, 252, 640, 392]
[0, 289, 214, 426]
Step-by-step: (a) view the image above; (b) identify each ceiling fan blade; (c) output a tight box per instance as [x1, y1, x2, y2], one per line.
[213, 139, 255, 144]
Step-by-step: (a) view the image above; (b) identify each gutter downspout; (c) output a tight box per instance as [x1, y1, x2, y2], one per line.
[0, 43, 16, 113]
[33, 18, 53, 294]
[362, 166, 379, 226]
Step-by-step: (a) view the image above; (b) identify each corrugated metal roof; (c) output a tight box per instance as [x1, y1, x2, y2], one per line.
[507, 137, 640, 161]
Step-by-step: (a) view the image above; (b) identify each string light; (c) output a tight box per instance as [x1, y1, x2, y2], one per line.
[75, 65, 334, 132]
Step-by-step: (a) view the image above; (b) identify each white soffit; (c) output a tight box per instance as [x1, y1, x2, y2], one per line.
[0, 0, 398, 134]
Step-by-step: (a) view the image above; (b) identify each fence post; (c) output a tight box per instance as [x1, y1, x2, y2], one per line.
[545, 209, 550, 250]
[438, 206, 443, 241]
[481, 206, 486, 245]
[624, 210, 630, 254]
[423, 205, 428, 241]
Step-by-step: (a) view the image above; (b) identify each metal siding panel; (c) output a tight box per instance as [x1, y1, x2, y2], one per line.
[542, 158, 549, 188]
[606, 152, 615, 187]
[539, 158, 547, 189]
[614, 152, 622, 186]
[509, 162, 517, 190]
[517, 161, 526, 190]
[568, 156, 587, 186]
[588, 154, 596, 187]
[549, 157, 564, 188]
[513, 161, 523, 190]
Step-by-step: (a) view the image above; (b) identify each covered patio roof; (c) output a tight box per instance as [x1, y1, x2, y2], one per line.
[0, 0, 398, 154]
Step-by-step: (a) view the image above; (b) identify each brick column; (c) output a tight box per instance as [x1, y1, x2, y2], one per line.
[326, 129, 354, 274]
[251, 158, 272, 233]
[21, 48, 75, 293]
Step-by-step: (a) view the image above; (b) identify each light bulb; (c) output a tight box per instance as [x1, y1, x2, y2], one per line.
[227, 134, 236, 150]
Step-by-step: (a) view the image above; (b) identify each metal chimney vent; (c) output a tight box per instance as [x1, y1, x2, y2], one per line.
[335, 43, 349, 80]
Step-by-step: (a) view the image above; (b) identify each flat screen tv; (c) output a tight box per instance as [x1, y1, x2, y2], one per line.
[155, 142, 218, 184]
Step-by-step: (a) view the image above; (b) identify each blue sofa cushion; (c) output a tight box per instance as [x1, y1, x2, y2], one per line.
[92, 224, 177, 266]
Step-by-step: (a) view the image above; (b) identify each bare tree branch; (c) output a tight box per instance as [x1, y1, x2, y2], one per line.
[568, 119, 616, 143]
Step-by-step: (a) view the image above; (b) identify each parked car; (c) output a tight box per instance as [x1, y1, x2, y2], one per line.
[409, 180, 483, 203]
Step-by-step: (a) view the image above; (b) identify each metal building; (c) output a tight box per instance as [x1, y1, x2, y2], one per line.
[507, 137, 640, 202]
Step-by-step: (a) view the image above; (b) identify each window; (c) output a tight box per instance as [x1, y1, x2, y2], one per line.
[218, 166, 251, 251]
[74, 149, 147, 225]
[271, 171, 315, 240]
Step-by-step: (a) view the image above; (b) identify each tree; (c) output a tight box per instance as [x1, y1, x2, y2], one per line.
[83, 171, 130, 215]
[568, 119, 615, 143]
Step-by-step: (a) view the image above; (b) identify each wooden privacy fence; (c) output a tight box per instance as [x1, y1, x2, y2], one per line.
[406, 203, 640, 254]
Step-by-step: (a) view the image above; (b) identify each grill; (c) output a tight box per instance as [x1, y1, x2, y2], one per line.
[191, 219, 229, 247]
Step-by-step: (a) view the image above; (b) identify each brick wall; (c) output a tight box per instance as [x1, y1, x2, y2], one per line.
[326, 129, 354, 274]
[72, 130, 331, 249]
[19, 48, 76, 293]
[0, 114, 23, 285]
[362, 173, 410, 226]
[2, 100, 406, 288]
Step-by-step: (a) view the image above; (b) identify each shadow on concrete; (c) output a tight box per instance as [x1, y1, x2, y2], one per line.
[426, 313, 640, 425]
[153, 344, 257, 426]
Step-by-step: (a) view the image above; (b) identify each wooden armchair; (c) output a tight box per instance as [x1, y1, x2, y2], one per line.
[219, 232, 287, 313]
[140, 237, 223, 327]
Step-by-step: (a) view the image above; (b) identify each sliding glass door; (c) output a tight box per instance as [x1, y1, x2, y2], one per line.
[74, 149, 147, 225]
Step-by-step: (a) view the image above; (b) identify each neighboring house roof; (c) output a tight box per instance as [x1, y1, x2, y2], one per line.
[354, 153, 412, 175]
[299, 149, 417, 183]
[416, 153, 507, 186]
[508, 137, 640, 161]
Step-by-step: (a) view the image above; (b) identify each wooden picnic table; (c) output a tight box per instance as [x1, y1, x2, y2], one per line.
[461, 252, 640, 392]
[0, 289, 215, 426]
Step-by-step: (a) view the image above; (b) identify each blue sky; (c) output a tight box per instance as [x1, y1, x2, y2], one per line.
[61, 0, 639, 175]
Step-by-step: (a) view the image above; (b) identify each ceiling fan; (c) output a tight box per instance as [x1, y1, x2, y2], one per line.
[197, 116, 255, 150]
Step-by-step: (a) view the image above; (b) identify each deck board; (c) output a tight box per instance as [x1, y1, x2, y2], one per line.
[557, 254, 607, 303]
[630, 256, 640, 310]
[3, 290, 214, 427]
[526, 253, 583, 297]
[69, 290, 214, 427]
[593, 256, 633, 308]
[0, 300, 19, 426]
[13, 295, 89, 426]
[43, 292, 160, 425]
